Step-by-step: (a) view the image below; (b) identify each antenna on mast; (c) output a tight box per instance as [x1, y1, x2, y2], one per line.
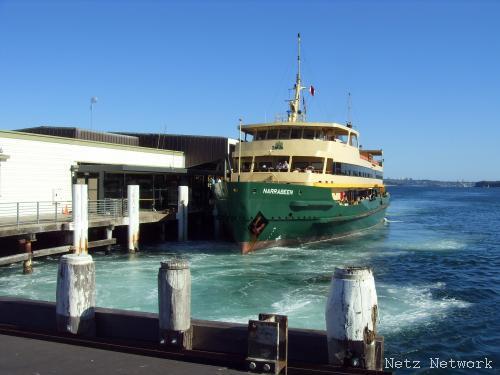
[346, 92, 353, 128]
[288, 33, 304, 122]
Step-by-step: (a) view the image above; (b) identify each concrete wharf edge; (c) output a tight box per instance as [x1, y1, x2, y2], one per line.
[0, 333, 247, 375]
[0, 296, 392, 375]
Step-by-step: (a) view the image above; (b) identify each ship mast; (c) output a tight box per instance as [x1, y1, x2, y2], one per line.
[288, 33, 304, 122]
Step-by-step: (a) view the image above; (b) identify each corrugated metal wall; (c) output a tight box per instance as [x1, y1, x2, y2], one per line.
[119, 133, 229, 168]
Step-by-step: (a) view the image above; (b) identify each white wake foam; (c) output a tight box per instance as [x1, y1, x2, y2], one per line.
[378, 282, 471, 334]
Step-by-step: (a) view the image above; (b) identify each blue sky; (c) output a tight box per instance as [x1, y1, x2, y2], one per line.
[0, 0, 498, 181]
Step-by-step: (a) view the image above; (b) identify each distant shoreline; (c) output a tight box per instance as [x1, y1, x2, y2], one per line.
[385, 179, 500, 188]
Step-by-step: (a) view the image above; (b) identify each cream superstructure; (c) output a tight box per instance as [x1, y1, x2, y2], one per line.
[232, 122, 384, 192]
[231, 34, 384, 196]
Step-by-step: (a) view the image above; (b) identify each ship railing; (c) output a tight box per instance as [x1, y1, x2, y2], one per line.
[360, 153, 381, 166]
[360, 154, 371, 162]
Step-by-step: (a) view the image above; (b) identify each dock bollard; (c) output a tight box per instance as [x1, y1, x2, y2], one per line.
[56, 253, 95, 336]
[325, 266, 382, 370]
[127, 185, 140, 253]
[158, 259, 192, 349]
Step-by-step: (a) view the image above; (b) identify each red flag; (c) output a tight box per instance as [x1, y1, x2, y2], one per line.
[309, 85, 315, 96]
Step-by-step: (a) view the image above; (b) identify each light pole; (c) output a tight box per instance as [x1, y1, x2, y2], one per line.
[90, 97, 98, 130]
[238, 118, 242, 182]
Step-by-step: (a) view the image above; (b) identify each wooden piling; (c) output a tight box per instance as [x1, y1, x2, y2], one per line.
[177, 185, 189, 241]
[325, 266, 380, 370]
[158, 259, 192, 349]
[56, 254, 95, 336]
[127, 185, 140, 253]
[72, 184, 88, 255]
[20, 238, 33, 274]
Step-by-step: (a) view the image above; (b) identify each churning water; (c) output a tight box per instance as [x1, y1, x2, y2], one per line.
[1, 187, 499, 373]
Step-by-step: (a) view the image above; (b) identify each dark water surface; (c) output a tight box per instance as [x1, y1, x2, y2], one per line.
[1, 187, 499, 374]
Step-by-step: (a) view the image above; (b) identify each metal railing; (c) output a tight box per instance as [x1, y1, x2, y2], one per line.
[0, 199, 131, 228]
[88, 199, 126, 219]
[0, 201, 73, 228]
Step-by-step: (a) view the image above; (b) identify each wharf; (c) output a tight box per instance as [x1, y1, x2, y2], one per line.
[0, 297, 392, 375]
[0, 334, 245, 375]
[0, 208, 174, 238]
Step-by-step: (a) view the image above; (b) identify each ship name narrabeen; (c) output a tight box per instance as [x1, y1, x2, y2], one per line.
[262, 188, 294, 195]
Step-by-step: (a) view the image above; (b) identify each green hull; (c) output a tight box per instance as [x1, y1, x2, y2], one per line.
[214, 181, 389, 253]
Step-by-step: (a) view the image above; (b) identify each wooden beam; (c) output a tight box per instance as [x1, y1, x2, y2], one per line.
[87, 238, 116, 249]
[0, 239, 116, 266]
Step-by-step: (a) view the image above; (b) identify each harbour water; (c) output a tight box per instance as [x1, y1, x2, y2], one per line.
[1, 186, 499, 373]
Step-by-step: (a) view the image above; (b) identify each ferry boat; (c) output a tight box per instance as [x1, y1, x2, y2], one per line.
[214, 34, 389, 254]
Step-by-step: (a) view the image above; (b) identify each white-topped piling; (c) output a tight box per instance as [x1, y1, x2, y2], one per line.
[177, 185, 189, 241]
[72, 184, 88, 255]
[127, 185, 140, 253]
[158, 259, 192, 349]
[105, 225, 114, 254]
[56, 253, 95, 336]
[325, 266, 378, 370]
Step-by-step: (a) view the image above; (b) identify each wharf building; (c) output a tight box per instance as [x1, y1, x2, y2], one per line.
[0, 126, 235, 261]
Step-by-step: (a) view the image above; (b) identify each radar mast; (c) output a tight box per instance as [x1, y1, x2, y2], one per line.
[288, 33, 305, 122]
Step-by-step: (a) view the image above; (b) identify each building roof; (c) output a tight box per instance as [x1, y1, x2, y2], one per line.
[1, 130, 184, 156]
[16, 126, 139, 146]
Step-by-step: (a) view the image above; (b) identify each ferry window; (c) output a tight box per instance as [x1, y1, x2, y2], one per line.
[290, 128, 302, 139]
[244, 132, 253, 142]
[350, 134, 358, 148]
[242, 162, 251, 172]
[255, 130, 267, 140]
[291, 157, 324, 173]
[333, 162, 342, 175]
[315, 129, 326, 140]
[325, 159, 333, 174]
[326, 130, 336, 141]
[303, 129, 314, 139]
[258, 161, 273, 171]
[267, 129, 278, 140]
[311, 161, 324, 171]
[292, 161, 308, 171]
[336, 134, 348, 143]
[278, 129, 291, 139]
